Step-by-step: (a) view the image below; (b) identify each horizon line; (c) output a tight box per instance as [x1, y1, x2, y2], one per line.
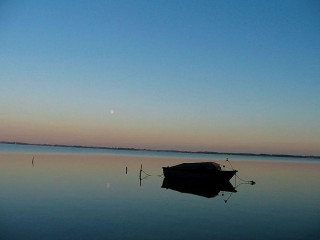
[0, 141, 319, 159]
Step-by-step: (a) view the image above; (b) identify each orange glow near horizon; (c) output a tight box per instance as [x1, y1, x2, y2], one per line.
[1, 116, 319, 156]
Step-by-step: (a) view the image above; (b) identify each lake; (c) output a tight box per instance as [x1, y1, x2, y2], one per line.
[0, 143, 319, 239]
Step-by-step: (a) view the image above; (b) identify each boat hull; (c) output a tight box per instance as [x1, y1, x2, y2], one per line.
[162, 167, 237, 182]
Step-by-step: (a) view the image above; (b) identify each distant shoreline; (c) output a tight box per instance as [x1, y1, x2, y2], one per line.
[0, 141, 319, 159]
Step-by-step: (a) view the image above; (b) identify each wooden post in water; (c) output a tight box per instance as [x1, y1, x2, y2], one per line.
[139, 164, 142, 187]
[140, 164, 142, 178]
[126, 167, 128, 174]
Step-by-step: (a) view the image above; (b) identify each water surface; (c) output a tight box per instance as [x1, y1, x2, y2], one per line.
[0, 144, 319, 239]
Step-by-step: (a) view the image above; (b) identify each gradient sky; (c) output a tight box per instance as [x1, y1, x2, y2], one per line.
[1, 0, 319, 155]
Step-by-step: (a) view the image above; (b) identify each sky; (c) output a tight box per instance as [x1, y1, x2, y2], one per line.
[0, 0, 319, 155]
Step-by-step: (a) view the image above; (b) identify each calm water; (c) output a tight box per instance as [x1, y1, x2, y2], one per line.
[0, 144, 319, 240]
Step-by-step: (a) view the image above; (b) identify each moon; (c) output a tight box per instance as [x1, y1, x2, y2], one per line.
[110, 109, 115, 115]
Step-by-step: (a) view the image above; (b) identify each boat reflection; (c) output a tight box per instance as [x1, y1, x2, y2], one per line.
[161, 177, 237, 199]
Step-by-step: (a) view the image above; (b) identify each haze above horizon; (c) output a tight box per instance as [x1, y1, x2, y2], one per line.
[1, 0, 319, 155]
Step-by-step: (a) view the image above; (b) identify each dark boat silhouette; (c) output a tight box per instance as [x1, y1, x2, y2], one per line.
[162, 162, 237, 182]
[161, 177, 237, 198]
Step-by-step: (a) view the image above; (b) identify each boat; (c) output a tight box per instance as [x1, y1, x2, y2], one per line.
[161, 177, 237, 198]
[162, 162, 237, 182]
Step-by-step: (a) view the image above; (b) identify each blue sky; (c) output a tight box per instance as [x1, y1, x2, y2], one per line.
[1, 0, 319, 155]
